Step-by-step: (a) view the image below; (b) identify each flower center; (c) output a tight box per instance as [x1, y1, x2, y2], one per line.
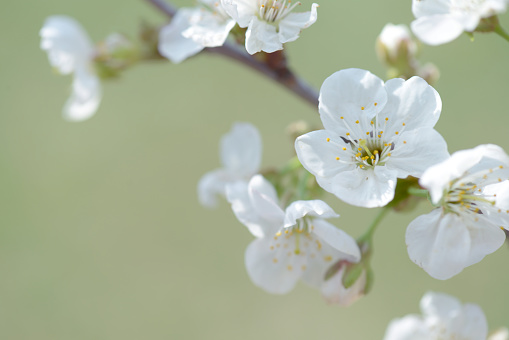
[258, 0, 301, 22]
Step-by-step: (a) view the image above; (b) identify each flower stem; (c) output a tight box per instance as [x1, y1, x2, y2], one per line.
[407, 187, 429, 198]
[358, 207, 390, 244]
[142, 0, 319, 108]
[494, 24, 509, 42]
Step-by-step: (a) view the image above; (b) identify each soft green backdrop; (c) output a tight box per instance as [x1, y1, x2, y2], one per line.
[0, 0, 508, 339]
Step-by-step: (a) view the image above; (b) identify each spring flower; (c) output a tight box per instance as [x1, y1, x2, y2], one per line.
[295, 68, 449, 208]
[411, 0, 508, 45]
[221, 0, 318, 54]
[384, 292, 488, 340]
[226, 175, 360, 295]
[376, 23, 417, 63]
[40, 16, 101, 121]
[490, 328, 509, 340]
[406, 144, 509, 280]
[198, 122, 262, 208]
[158, 0, 235, 63]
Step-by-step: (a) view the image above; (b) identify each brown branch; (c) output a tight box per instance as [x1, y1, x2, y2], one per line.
[143, 0, 319, 108]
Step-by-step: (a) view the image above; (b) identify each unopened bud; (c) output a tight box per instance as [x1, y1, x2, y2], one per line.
[321, 267, 367, 306]
[376, 23, 417, 67]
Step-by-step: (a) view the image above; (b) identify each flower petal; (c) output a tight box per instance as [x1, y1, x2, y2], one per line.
[63, 67, 101, 122]
[283, 200, 339, 228]
[311, 219, 360, 261]
[411, 14, 464, 45]
[245, 17, 282, 54]
[321, 268, 366, 307]
[158, 9, 205, 63]
[220, 122, 261, 178]
[245, 237, 304, 294]
[248, 175, 285, 229]
[278, 3, 318, 43]
[319, 68, 387, 133]
[328, 166, 398, 208]
[181, 7, 235, 47]
[412, 0, 451, 18]
[464, 216, 505, 266]
[198, 168, 232, 208]
[420, 291, 462, 319]
[454, 304, 488, 340]
[221, 0, 257, 27]
[406, 210, 471, 280]
[387, 128, 449, 178]
[381, 76, 442, 134]
[383, 315, 430, 340]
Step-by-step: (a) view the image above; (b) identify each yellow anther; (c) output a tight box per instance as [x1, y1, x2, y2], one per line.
[384, 143, 388, 146]
[272, 258, 278, 263]
[499, 209, 502, 213]
[385, 117, 389, 121]
[378, 135, 381, 138]
[326, 138, 330, 142]
[294, 249, 300, 255]
[402, 123, 406, 126]
[499, 178, 503, 182]
[403, 141, 407, 144]
[500, 165, 504, 169]
[359, 165, 364, 168]
[374, 102, 378, 106]
[287, 252, 292, 256]
[276, 231, 282, 236]
[284, 229, 289, 234]
[324, 255, 333, 262]
[355, 120, 359, 124]
[387, 153, 391, 156]
[336, 157, 340, 160]
[370, 121, 374, 125]
[370, 155, 375, 160]
[287, 265, 293, 271]
[380, 131, 384, 134]
[342, 147, 346, 151]
[316, 240, 322, 250]
[373, 150, 379, 154]
[358, 147, 362, 151]
[346, 132, 350, 136]
[483, 175, 488, 179]
[366, 132, 370, 135]
[301, 265, 306, 271]
[501, 227, 505, 230]
[270, 246, 274, 250]
[311, 225, 314, 230]
[340, 116, 344, 119]
[274, 236, 278, 240]
[395, 131, 399, 135]
[490, 169, 493, 173]
[361, 107, 365, 110]
[276, 243, 280, 248]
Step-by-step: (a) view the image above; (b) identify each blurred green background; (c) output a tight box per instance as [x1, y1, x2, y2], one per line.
[1, 0, 508, 339]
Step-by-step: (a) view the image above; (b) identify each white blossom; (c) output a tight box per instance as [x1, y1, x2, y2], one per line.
[377, 23, 417, 61]
[226, 175, 360, 295]
[198, 122, 262, 208]
[406, 144, 509, 280]
[295, 68, 449, 208]
[221, 0, 318, 54]
[490, 328, 509, 340]
[40, 16, 101, 122]
[411, 0, 508, 45]
[384, 292, 488, 340]
[158, 0, 235, 63]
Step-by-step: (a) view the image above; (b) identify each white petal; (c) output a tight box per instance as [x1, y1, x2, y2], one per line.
[329, 166, 397, 208]
[420, 291, 462, 319]
[295, 130, 356, 179]
[245, 237, 304, 294]
[488, 328, 509, 340]
[284, 200, 339, 228]
[311, 219, 360, 262]
[381, 76, 442, 134]
[378, 23, 417, 59]
[411, 14, 465, 45]
[479, 0, 508, 18]
[248, 175, 285, 228]
[158, 9, 205, 64]
[245, 17, 282, 54]
[387, 128, 449, 178]
[220, 122, 262, 178]
[198, 168, 232, 208]
[63, 67, 101, 122]
[454, 304, 488, 339]
[406, 211, 471, 280]
[182, 8, 235, 47]
[221, 0, 257, 27]
[319, 68, 387, 133]
[383, 315, 430, 340]
[40, 15, 94, 74]
[278, 3, 318, 43]
[412, 0, 451, 18]
[321, 268, 366, 307]
[464, 216, 505, 266]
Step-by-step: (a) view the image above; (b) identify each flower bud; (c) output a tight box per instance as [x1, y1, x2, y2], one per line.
[321, 266, 367, 306]
[376, 23, 417, 67]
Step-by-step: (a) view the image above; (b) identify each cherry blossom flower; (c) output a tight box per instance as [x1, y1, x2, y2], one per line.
[158, 0, 235, 63]
[377, 23, 417, 62]
[295, 68, 449, 208]
[411, 0, 508, 45]
[226, 175, 360, 295]
[40, 16, 101, 121]
[384, 292, 488, 340]
[406, 144, 509, 280]
[198, 122, 262, 208]
[221, 0, 318, 54]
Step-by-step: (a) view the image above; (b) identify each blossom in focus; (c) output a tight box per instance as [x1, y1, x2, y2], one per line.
[226, 175, 360, 295]
[295, 68, 449, 208]
[411, 0, 508, 45]
[158, 0, 235, 63]
[198, 122, 262, 208]
[40, 16, 101, 121]
[221, 0, 318, 54]
[406, 144, 509, 279]
[384, 292, 488, 340]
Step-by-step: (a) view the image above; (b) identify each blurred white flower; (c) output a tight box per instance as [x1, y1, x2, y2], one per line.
[411, 0, 508, 45]
[198, 122, 262, 208]
[40, 15, 101, 121]
[406, 144, 509, 280]
[221, 0, 318, 54]
[384, 292, 488, 340]
[490, 328, 509, 340]
[158, 0, 235, 63]
[226, 175, 360, 295]
[377, 23, 417, 61]
[321, 267, 366, 306]
[295, 68, 449, 208]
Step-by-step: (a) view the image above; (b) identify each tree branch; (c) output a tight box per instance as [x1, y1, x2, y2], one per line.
[143, 0, 319, 108]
